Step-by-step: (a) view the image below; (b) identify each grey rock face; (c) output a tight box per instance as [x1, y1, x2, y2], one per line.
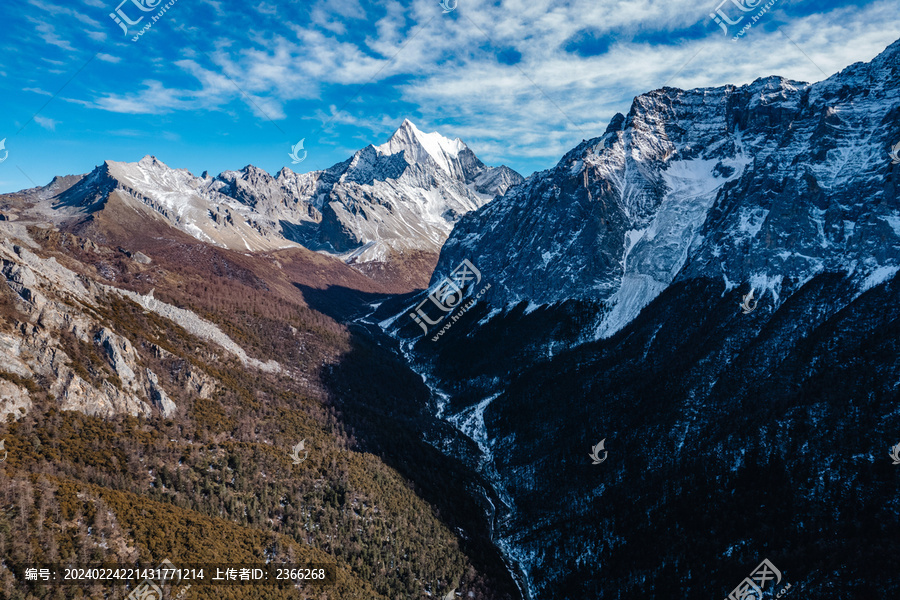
[146, 368, 176, 418]
[1, 261, 38, 302]
[0, 332, 31, 378]
[127, 251, 152, 264]
[96, 328, 139, 391]
[185, 366, 215, 399]
[0, 380, 31, 421]
[53, 370, 151, 418]
[0, 239, 155, 418]
[434, 40, 900, 338]
[0, 229, 275, 419]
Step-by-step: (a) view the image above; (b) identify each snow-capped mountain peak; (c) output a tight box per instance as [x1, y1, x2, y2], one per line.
[13, 122, 523, 281]
[376, 119, 466, 176]
[432, 38, 900, 339]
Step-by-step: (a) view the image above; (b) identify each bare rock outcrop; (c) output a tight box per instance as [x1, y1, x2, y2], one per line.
[145, 368, 176, 417]
[95, 328, 139, 391]
[0, 231, 281, 419]
[53, 371, 151, 418]
[0, 240, 156, 418]
[0, 380, 31, 421]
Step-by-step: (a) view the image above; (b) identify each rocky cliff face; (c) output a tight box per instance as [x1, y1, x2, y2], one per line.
[0, 224, 231, 420]
[433, 41, 900, 338]
[373, 39, 900, 600]
[0, 237, 153, 419]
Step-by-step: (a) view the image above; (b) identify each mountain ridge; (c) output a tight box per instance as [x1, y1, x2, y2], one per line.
[4, 120, 523, 288]
[369, 37, 900, 600]
[426, 38, 900, 340]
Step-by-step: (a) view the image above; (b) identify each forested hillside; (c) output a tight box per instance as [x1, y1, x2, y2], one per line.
[0, 216, 517, 600]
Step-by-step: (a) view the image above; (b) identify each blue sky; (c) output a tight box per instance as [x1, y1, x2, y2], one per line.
[1, 0, 898, 192]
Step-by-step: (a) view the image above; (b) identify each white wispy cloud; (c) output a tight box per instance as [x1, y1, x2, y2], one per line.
[63, 0, 900, 168]
[34, 116, 58, 130]
[27, 0, 101, 27]
[33, 22, 77, 52]
[23, 87, 54, 96]
[254, 2, 278, 16]
[78, 80, 192, 113]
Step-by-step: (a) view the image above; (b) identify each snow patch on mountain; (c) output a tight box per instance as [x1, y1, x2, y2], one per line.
[737, 207, 769, 239]
[748, 273, 784, 305]
[595, 156, 748, 338]
[595, 275, 668, 338]
[446, 392, 501, 460]
[858, 265, 899, 295]
[881, 214, 900, 236]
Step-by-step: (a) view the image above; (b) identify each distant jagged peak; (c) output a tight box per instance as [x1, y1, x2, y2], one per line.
[216, 163, 265, 178]
[137, 154, 166, 169]
[98, 155, 172, 178]
[237, 163, 272, 177]
[8, 119, 522, 269]
[101, 155, 195, 187]
[375, 119, 467, 175]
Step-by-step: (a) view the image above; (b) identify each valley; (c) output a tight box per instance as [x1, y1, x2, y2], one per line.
[2, 36, 900, 600]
